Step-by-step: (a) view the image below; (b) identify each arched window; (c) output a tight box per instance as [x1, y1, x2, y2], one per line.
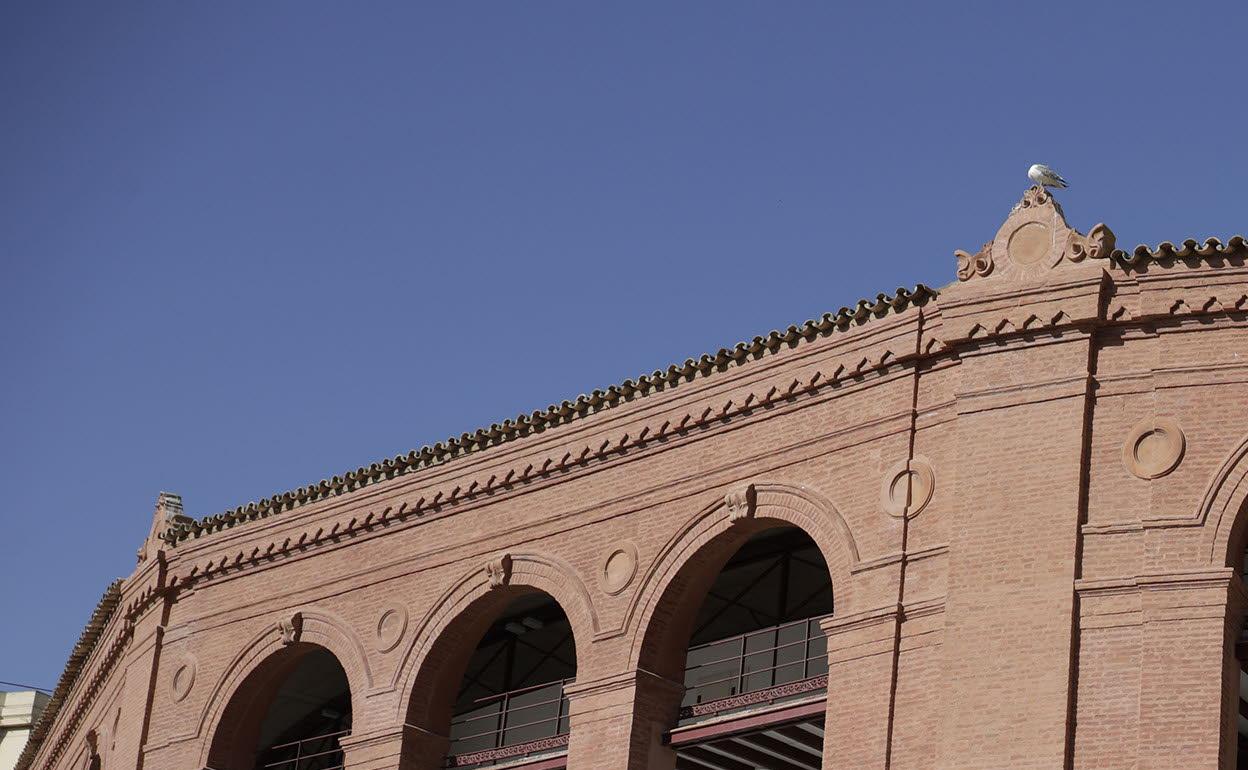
[206, 644, 351, 770]
[443, 593, 575, 768]
[1238, 548, 1248, 769]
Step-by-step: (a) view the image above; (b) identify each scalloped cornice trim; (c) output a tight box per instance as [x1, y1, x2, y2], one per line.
[165, 285, 936, 545]
[1113, 235, 1247, 267]
[15, 581, 123, 770]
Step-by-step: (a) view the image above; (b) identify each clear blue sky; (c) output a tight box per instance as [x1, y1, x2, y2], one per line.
[2, 1, 1244, 692]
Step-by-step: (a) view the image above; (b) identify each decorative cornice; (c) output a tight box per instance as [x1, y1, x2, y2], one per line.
[168, 325, 921, 590]
[445, 733, 569, 766]
[677, 674, 828, 719]
[18, 560, 172, 770]
[15, 581, 124, 770]
[164, 286, 936, 545]
[160, 238, 1244, 552]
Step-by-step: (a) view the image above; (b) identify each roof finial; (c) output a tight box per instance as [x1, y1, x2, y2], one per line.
[137, 492, 193, 564]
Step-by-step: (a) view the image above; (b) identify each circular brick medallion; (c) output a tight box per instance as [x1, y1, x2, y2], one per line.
[170, 657, 196, 702]
[375, 603, 408, 653]
[1008, 221, 1053, 267]
[600, 541, 639, 595]
[881, 456, 935, 519]
[1123, 416, 1185, 480]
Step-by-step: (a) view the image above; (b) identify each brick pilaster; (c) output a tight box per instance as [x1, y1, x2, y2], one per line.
[340, 723, 448, 770]
[820, 605, 900, 769]
[935, 326, 1098, 768]
[1136, 570, 1240, 770]
[563, 668, 684, 770]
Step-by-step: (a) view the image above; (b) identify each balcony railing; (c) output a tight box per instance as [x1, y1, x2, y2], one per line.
[254, 728, 348, 770]
[445, 678, 572, 767]
[680, 615, 829, 721]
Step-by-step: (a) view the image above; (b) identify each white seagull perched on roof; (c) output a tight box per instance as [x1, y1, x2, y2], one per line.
[1028, 163, 1069, 189]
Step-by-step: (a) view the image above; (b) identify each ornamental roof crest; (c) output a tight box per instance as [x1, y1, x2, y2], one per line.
[955, 186, 1115, 283]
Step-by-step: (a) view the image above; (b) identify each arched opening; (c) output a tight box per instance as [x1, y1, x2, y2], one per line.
[1221, 492, 1248, 769]
[644, 525, 833, 769]
[206, 644, 351, 770]
[406, 589, 577, 769]
[1235, 551, 1248, 769]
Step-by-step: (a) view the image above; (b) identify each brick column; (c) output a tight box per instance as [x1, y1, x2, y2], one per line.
[563, 668, 685, 770]
[820, 605, 900, 769]
[340, 724, 448, 770]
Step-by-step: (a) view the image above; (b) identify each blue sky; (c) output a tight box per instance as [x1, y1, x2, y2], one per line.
[2, 1, 1244, 691]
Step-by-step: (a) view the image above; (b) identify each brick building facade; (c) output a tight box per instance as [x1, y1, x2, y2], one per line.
[16, 188, 1248, 769]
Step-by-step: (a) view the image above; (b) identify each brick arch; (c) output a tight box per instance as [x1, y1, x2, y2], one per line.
[624, 481, 859, 680]
[196, 608, 372, 768]
[1202, 433, 1248, 567]
[392, 551, 599, 728]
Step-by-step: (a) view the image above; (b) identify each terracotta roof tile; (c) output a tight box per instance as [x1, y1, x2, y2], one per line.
[165, 285, 937, 544]
[15, 580, 123, 770]
[1113, 235, 1247, 266]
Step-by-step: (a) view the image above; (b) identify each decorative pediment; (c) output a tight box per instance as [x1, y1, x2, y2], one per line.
[955, 186, 1115, 283]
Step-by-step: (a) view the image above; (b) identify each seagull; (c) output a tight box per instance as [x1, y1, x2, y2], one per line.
[1028, 164, 1069, 189]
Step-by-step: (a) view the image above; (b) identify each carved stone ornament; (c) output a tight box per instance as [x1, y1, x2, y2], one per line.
[600, 541, 639, 595]
[724, 483, 758, 523]
[880, 456, 935, 518]
[1066, 222, 1116, 262]
[1122, 416, 1186, 480]
[485, 553, 513, 589]
[170, 656, 197, 702]
[954, 186, 1115, 283]
[137, 491, 193, 565]
[955, 242, 993, 281]
[276, 611, 304, 645]
[375, 603, 409, 653]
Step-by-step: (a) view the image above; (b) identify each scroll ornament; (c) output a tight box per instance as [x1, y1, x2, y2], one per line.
[276, 611, 303, 645]
[955, 242, 993, 281]
[725, 483, 757, 523]
[1017, 186, 1051, 209]
[1064, 223, 1116, 262]
[485, 553, 513, 589]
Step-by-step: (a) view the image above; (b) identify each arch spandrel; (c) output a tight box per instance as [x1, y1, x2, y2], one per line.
[194, 607, 372, 766]
[1202, 433, 1248, 567]
[623, 481, 859, 677]
[392, 551, 598, 724]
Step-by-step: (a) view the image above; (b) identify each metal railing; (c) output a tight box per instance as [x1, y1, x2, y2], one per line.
[255, 728, 349, 770]
[446, 678, 572, 765]
[681, 615, 829, 711]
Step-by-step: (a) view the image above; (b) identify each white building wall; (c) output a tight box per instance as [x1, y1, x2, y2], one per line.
[0, 691, 49, 770]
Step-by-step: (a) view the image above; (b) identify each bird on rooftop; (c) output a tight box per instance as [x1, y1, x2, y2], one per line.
[1028, 164, 1069, 189]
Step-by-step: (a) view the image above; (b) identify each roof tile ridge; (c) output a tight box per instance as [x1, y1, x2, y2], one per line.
[1113, 234, 1246, 268]
[164, 284, 937, 545]
[15, 579, 124, 770]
